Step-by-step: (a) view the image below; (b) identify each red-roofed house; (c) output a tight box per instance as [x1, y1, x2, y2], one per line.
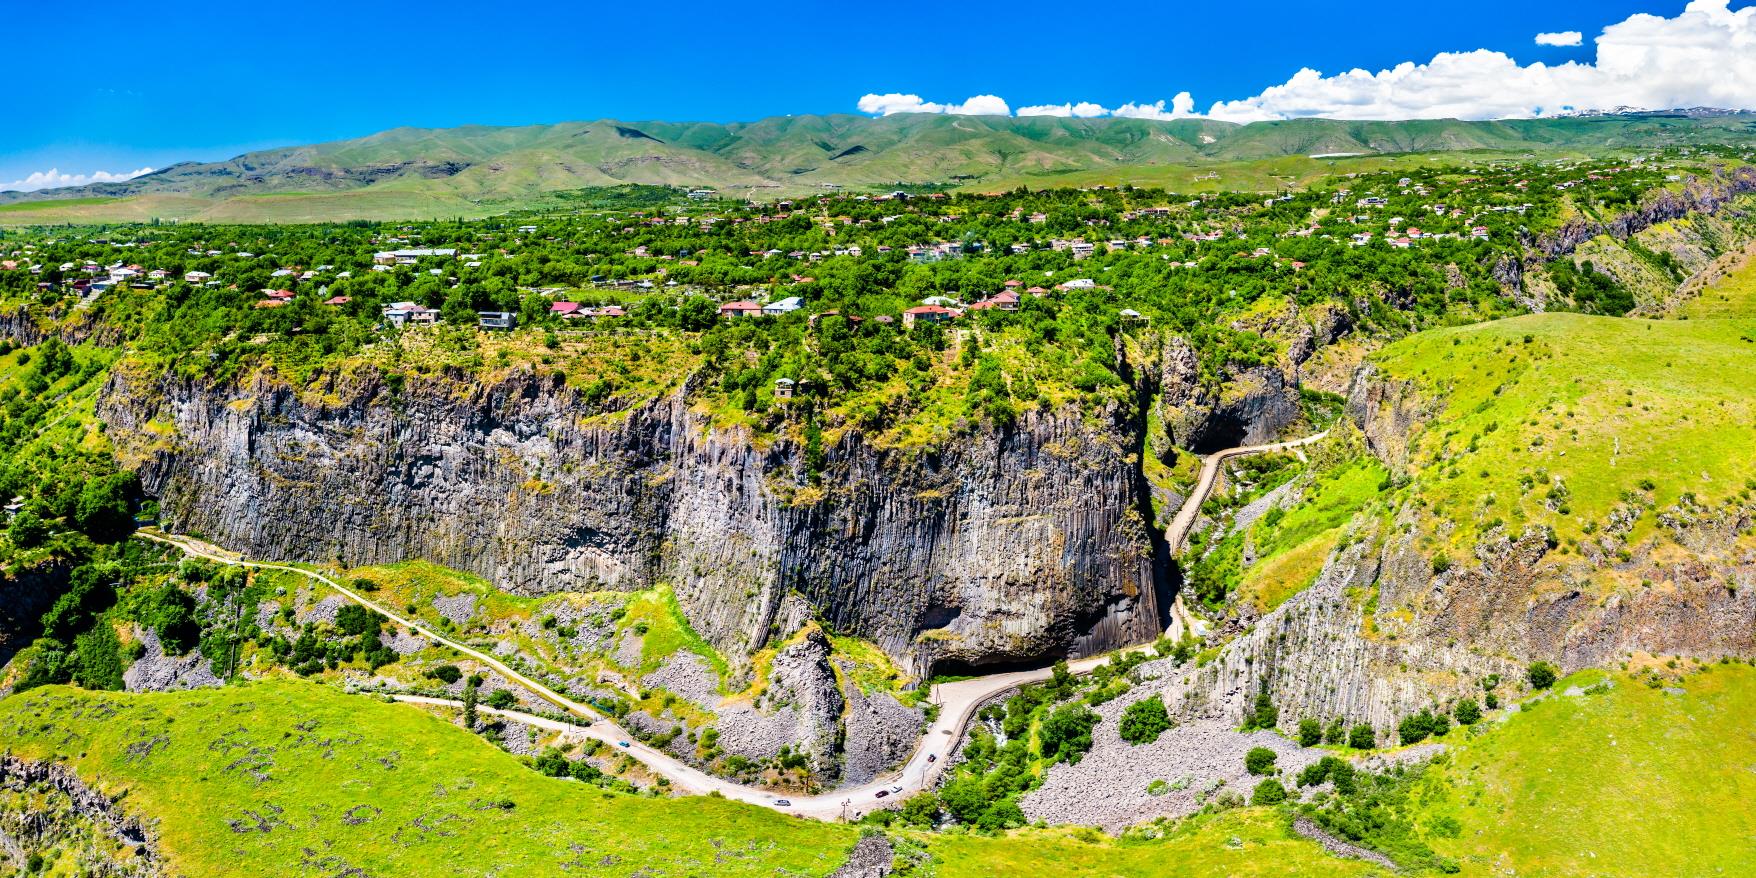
[550, 301, 583, 317]
[718, 300, 764, 318]
[902, 305, 959, 329]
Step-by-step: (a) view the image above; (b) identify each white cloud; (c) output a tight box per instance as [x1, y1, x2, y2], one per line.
[1535, 30, 1584, 47]
[0, 167, 154, 193]
[855, 93, 1010, 116]
[856, 1, 1756, 123]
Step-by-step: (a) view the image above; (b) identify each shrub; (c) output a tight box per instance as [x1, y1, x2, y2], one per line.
[1244, 746, 1278, 775]
[141, 584, 200, 655]
[1453, 698, 1481, 725]
[8, 510, 49, 548]
[1240, 687, 1279, 732]
[73, 624, 126, 691]
[1039, 704, 1101, 764]
[1118, 695, 1172, 745]
[486, 689, 517, 710]
[1250, 778, 1288, 805]
[1348, 723, 1376, 750]
[427, 664, 462, 684]
[334, 603, 384, 637]
[1398, 710, 1451, 745]
[1298, 717, 1323, 747]
[1527, 661, 1558, 690]
[1324, 717, 1346, 745]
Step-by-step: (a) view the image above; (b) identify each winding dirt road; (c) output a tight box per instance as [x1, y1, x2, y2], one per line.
[139, 429, 1327, 821]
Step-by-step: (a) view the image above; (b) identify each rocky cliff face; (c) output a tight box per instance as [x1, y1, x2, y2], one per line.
[0, 754, 164, 877]
[99, 363, 1181, 675]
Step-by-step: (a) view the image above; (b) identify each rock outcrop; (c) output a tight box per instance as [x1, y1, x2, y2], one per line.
[99, 363, 1181, 676]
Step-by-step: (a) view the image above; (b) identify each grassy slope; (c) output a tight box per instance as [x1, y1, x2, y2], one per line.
[1678, 246, 1756, 318]
[1370, 311, 1756, 554]
[1413, 665, 1756, 877]
[0, 680, 1385, 878]
[1235, 454, 1387, 614]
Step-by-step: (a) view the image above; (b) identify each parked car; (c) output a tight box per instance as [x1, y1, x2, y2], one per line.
[773, 799, 791, 807]
[874, 790, 889, 799]
[927, 754, 937, 763]
[617, 741, 631, 748]
[890, 786, 903, 794]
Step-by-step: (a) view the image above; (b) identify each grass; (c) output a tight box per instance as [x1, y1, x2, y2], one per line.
[1410, 664, 1756, 877]
[0, 680, 1390, 877]
[1370, 312, 1756, 553]
[1677, 247, 1756, 318]
[618, 584, 728, 677]
[1235, 453, 1387, 612]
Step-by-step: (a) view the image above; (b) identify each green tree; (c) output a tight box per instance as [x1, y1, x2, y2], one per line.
[1323, 717, 1346, 745]
[73, 623, 126, 690]
[1527, 661, 1558, 690]
[1038, 704, 1100, 764]
[1348, 723, 1376, 750]
[462, 676, 480, 730]
[1118, 695, 1171, 745]
[1298, 717, 1323, 747]
[486, 689, 517, 710]
[1453, 698, 1481, 725]
[1241, 686, 1279, 731]
[1251, 778, 1288, 805]
[7, 510, 49, 548]
[1244, 746, 1278, 775]
[73, 472, 137, 542]
[142, 584, 200, 655]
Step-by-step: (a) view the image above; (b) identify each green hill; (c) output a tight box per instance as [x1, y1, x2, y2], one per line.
[5, 112, 1756, 222]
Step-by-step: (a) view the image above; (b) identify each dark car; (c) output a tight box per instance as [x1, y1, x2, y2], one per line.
[874, 790, 889, 799]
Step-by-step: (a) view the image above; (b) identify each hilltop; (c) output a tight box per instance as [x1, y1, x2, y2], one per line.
[5, 111, 1756, 222]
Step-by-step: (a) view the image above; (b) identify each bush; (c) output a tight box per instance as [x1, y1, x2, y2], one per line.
[1348, 723, 1376, 750]
[1298, 717, 1323, 747]
[1118, 695, 1171, 745]
[486, 689, 517, 710]
[1398, 710, 1451, 745]
[1323, 717, 1346, 745]
[427, 664, 463, 684]
[1240, 687, 1279, 732]
[8, 510, 49, 548]
[1250, 778, 1288, 805]
[1527, 661, 1558, 690]
[141, 584, 199, 655]
[1244, 746, 1278, 775]
[73, 623, 126, 690]
[1453, 698, 1481, 725]
[335, 603, 384, 637]
[1039, 704, 1101, 764]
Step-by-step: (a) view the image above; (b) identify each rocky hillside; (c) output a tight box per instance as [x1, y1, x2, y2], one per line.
[95, 348, 1295, 677]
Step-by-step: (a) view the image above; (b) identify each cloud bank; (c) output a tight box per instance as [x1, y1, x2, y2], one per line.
[1, 167, 154, 193]
[857, 1, 1756, 124]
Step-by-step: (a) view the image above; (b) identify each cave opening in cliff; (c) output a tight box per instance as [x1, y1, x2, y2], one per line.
[1191, 414, 1250, 455]
[929, 653, 1070, 679]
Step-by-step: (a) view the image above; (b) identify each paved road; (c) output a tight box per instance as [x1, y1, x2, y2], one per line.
[139, 429, 1326, 820]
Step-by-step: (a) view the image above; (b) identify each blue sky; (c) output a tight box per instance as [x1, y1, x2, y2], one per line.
[4, 0, 1751, 188]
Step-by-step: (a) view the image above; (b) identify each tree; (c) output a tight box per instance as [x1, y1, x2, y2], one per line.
[8, 510, 48, 548]
[486, 689, 517, 710]
[73, 623, 126, 691]
[1241, 686, 1279, 731]
[1298, 717, 1323, 747]
[899, 792, 942, 828]
[1453, 698, 1482, 726]
[1251, 778, 1288, 805]
[427, 664, 462, 684]
[1323, 717, 1346, 745]
[334, 603, 383, 637]
[1118, 695, 1172, 745]
[73, 472, 137, 542]
[1244, 746, 1278, 775]
[1348, 723, 1376, 750]
[462, 676, 480, 730]
[1038, 704, 1100, 764]
[1527, 661, 1558, 690]
[142, 584, 200, 655]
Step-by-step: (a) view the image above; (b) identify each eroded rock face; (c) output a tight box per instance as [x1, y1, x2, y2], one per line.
[760, 629, 844, 775]
[0, 754, 165, 877]
[100, 365, 1173, 675]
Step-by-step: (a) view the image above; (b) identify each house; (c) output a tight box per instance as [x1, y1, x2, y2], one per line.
[478, 311, 517, 331]
[383, 302, 439, 328]
[373, 248, 458, 266]
[263, 289, 295, 301]
[773, 378, 796, 400]
[1119, 308, 1149, 323]
[184, 271, 212, 284]
[550, 302, 584, 318]
[901, 305, 958, 329]
[587, 305, 625, 320]
[762, 296, 804, 316]
[718, 301, 764, 318]
[324, 295, 352, 305]
[992, 290, 1021, 311]
[1059, 278, 1096, 290]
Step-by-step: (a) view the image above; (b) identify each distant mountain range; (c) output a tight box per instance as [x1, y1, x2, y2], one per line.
[5, 111, 1755, 222]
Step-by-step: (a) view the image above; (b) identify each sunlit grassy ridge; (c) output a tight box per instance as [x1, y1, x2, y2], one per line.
[1372, 312, 1756, 554]
[1677, 248, 1756, 319]
[1410, 664, 1756, 877]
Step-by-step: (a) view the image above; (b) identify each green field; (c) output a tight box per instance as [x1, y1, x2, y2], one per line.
[1370, 311, 1756, 554]
[1412, 664, 1756, 876]
[0, 680, 1387, 877]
